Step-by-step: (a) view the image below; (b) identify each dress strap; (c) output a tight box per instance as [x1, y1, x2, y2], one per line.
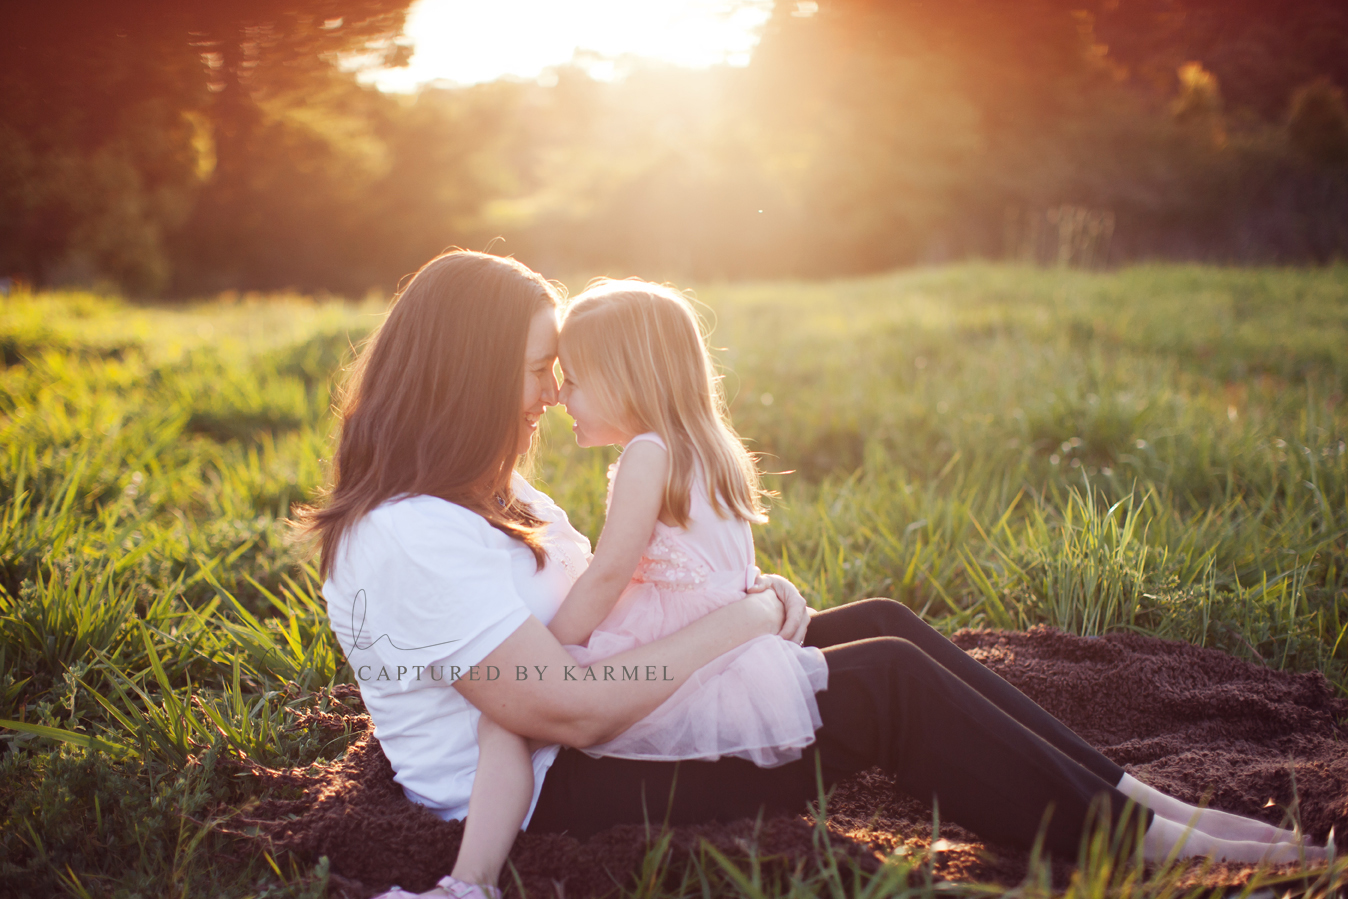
[626, 432, 668, 451]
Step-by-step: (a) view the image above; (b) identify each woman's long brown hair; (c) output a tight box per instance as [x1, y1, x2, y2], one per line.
[300, 251, 560, 578]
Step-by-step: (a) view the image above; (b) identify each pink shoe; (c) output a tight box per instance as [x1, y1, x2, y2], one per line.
[371, 876, 502, 899]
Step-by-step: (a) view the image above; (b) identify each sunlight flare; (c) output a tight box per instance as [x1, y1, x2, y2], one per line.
[363, 0, 773, 91]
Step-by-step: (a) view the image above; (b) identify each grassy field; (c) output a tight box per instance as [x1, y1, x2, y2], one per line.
[1, 264, 1345, 897]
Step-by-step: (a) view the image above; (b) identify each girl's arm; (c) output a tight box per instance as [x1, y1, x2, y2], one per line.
[451, 715, 535, 888]
[454, 587, 785, 748]
[546, 439, 668, 646]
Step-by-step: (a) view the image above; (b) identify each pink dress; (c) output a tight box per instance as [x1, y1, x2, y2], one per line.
[567, 432, 829, 767]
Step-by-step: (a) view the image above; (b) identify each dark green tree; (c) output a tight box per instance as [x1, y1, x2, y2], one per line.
[1288, 78, 1348, 167]
[0, 0, 410, 294]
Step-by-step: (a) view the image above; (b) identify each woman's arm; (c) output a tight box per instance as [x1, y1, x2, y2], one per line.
[454, 588, 785, 747]
[546, 439, 667, 646]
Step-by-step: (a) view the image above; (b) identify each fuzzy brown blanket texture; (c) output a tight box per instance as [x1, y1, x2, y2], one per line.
[229, 626, 1348, 898]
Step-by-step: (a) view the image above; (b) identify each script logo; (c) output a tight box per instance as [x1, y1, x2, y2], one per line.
[350, 588, 461, 652]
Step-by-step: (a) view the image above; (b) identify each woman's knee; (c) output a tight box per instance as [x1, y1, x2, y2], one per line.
[826, 634, 934, 682]
[850, 597, 925, 638]
[818, 636, 951, 738]
[806, 598, 928, 649]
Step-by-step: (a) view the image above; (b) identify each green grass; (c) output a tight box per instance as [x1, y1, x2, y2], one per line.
[1, 264, 1346, 896]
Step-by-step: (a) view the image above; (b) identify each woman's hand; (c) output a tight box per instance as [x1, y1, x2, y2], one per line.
[750, 573, 812, 644]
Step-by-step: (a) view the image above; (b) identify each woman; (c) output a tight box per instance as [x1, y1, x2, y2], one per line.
[310, 251, 1320, 899]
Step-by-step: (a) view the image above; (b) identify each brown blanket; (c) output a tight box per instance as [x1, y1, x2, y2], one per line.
[229, 626, 1348, 897]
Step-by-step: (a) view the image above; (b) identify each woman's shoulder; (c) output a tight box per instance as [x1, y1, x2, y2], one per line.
[368, 493, 487, 529]
[328, 494, 527, 594]
[349, 483, 582, 558]
[349, 494, 501, 559]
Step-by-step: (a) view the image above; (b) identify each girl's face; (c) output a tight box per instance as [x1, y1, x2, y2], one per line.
[558, 347, 632, 448]
[518, 307, 560, 455]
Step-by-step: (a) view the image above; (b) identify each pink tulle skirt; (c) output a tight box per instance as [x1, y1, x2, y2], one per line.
[566, 577, 829, 768]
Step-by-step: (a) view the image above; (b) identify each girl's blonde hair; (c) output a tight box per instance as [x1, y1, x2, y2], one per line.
[560, 279, 767, 526]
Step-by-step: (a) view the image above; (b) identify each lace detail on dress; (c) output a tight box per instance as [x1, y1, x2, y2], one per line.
[632, 531, 710, 590]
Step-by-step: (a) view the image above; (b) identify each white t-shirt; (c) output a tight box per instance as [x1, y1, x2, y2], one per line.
[323, 474, 592, 825]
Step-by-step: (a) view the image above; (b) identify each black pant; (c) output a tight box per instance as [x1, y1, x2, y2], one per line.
[529, 599, 1150, 857]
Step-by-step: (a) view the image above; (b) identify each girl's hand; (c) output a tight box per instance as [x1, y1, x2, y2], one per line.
[750, 573, 812, 644]
[741, 585, 789, 636]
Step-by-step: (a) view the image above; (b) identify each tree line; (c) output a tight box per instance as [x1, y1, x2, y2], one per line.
[2, 0, 1346, 297]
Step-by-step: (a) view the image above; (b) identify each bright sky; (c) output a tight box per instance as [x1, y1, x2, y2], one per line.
[363, 0, 776, 91]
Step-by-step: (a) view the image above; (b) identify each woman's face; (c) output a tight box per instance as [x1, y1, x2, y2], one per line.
[518, 306, 560, 455]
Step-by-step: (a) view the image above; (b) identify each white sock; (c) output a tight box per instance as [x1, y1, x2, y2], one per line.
[1142, 815, 1327, 865]
[1118, 773, 1302, 844]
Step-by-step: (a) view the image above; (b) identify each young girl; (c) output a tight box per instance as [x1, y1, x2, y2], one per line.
[431, 280, 828, 899]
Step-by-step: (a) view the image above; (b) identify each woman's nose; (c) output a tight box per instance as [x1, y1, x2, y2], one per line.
[541, 370, 559, 406]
